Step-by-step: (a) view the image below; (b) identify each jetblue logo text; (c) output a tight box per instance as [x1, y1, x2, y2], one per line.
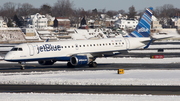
[138, 27, 149, 33]
[37, 44, 61, 54]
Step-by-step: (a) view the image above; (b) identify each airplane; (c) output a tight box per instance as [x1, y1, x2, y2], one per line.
[4, 7, 153, 70]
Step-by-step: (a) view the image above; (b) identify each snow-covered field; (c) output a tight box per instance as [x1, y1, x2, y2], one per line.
[1, 69, 180, 86]
[1, 93, 180, 101]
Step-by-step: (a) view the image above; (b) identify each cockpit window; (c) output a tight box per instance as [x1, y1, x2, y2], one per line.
[11, 48, 18, 51]
[19, 48, 23, 51]
[11, 47, 23, 51]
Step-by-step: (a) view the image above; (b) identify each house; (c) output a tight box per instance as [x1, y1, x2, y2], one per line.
[3, 22, 7, 28]
[115, 19, 138, 29]
[46, 14, 55, 27]
[21, 28, 35, 36]
[172, 17, 180, 29]
[54, 17, 70, 28]
[151, 15, 162, 29]
[0, 16, 3, 28]
[26, 13, 48, 29]
[113, 14, 128, 20]
[0, 16, 8, 28]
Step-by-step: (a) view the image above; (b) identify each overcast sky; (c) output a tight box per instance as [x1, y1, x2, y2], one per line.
[1, 0, 180, 12]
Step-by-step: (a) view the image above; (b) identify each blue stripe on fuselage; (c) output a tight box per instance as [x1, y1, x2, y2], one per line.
[5, 56, 71, 62]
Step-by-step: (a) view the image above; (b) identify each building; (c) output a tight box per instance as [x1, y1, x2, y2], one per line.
[115, 19, 138, 29]
[21, 28, 35, 36]
[0, 16, 8, 28]
[26, 13, 48, 29]
[151, 15, 162, 29]
[46, 14, 55, 27]
[172, 17, 180, 29]
[0, 16, 3, 28]
[54, 17, 70, 28]
[3, 22, 7, 28]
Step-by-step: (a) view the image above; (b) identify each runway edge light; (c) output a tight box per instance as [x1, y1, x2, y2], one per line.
[118, 69, 124, 74]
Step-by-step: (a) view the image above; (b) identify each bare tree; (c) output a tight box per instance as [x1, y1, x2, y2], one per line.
[128, 5, 137, 19]
[98, 8, 106, 14]
[1, 2, 16, 18]
[52, 0, 74, 17]
[118, 9, 126, 15]
[106, 10, 118, 17]
[40, 4, 52, 15]
[16, 3, 34, 17]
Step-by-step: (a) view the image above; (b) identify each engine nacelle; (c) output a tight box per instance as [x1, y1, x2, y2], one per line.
[38, 60, 55, 65]
[70, 55, 89, 66]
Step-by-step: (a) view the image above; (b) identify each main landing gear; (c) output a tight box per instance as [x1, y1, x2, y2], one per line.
[88, 62, 97, 67]
[67, 61, 97, 67]
[18, 62, 26, 70]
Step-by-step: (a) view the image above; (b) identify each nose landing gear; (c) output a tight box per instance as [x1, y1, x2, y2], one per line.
[18, 62, 26, 70]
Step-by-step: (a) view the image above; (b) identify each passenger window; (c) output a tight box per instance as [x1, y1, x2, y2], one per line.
[62, 46, 63, 48]
[72, 46, 74, 48]
[57, 46, 61, 49]
[90, 44, 92, 46]
[109, 43, 111, 45]
[83, 45, 85, 47]
[94, 44, 95, 46]
[68, 46, 70, 48]
[65, 46, 67, 48]
[112, 43, 114, 45]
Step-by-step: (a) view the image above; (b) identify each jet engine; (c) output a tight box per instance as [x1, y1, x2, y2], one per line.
[70, 55, 89, 66]
[38, 60, 55, 65]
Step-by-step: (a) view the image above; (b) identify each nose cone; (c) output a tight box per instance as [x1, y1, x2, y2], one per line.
[4, 52, 13, 61]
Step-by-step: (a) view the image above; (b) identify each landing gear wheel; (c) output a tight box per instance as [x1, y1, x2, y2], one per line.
[67, 62, 74, 68]
[21, 65, 25, 70]
[19, 62, 26, 70]
[89, 62, 97, 67]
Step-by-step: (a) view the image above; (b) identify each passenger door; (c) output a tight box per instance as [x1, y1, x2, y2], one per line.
[27, 44, 34, 56]
[124, 38, 130, 49]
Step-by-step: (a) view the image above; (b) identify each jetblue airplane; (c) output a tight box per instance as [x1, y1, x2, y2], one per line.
[5, 7, 153, 69]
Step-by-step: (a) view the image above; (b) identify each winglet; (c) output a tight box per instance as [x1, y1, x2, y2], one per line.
[126, 7, 153, 37]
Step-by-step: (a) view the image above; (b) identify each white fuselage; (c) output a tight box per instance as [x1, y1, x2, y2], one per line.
[4, 37, 150, 62]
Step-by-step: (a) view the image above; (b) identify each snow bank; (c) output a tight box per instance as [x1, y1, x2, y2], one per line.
[1, 70, 180, 86]
[96, 57, 180, 64]
[0, 93, 180, 101]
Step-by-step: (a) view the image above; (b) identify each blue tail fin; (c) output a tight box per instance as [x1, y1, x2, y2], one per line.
[126, 7, 153, 37]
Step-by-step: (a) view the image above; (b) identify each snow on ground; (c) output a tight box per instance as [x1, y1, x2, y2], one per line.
[129, 49, 180, 53]
[1, 93, 180, 101]
[149, 44, 180, 48]
[1, 70, 180, 86]
[96, 57, 180, 64]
